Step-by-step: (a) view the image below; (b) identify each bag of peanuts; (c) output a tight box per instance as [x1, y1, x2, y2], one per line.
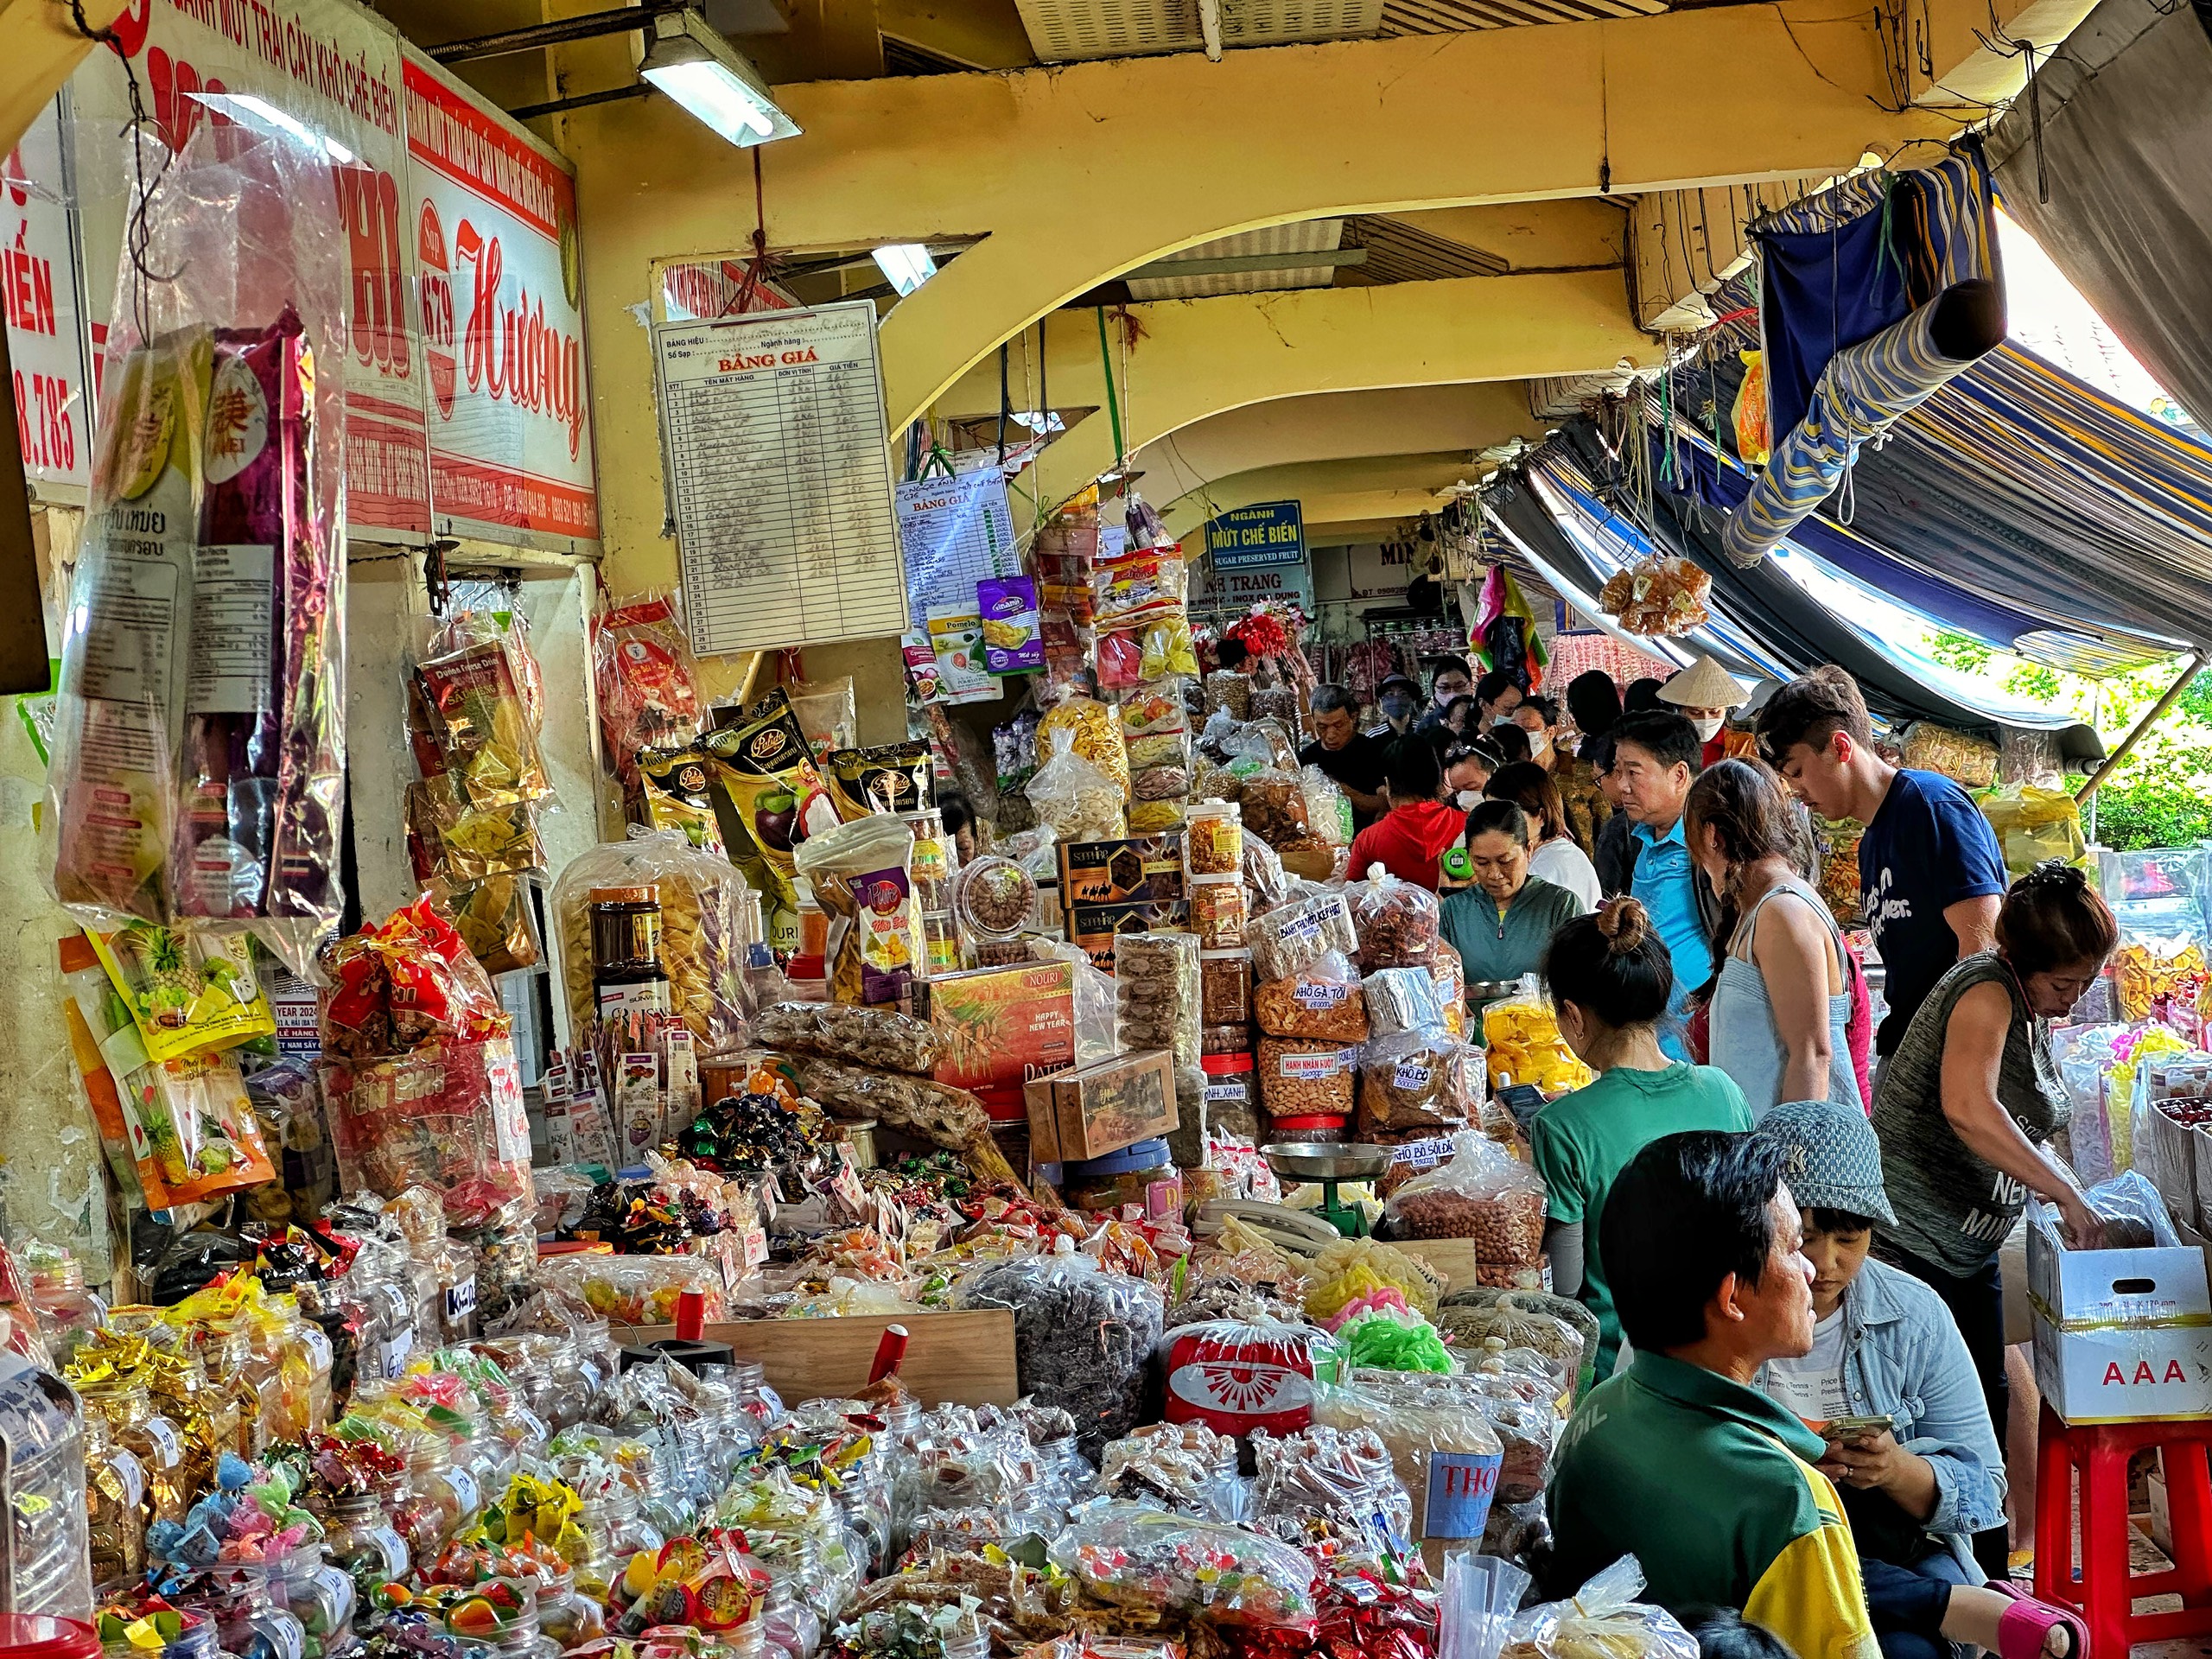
[1255, 950, 1368, 1042]
[1381, 1131, 1547, 1262]
[550, 829, 752, 1051]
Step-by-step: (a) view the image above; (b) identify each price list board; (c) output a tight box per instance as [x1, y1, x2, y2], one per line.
[652, 302, 907, 657]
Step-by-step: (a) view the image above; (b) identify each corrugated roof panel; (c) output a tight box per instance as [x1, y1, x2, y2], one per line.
[1125, 220, 1345, 300]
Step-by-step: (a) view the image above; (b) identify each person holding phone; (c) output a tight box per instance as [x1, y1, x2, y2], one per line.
[1754, 1100, 2084, 1659]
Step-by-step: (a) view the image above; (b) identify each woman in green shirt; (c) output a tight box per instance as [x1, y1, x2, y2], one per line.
[1531, 897, 1754, 1373]
[1439, 801, 1587, 995]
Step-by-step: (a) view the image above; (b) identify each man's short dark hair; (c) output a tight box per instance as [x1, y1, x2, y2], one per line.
[1756, 664, 1875, 760]
[1475, 669, 1520, 708]
[1599, 1131, 1787, 1353]
[1429, 654, 1473, 684]
[1382, 734, 1443, 802]
[1610, 709, 1704, 775]
[1312, 683, 1357, 718]
[1215, 638, 1250, 671]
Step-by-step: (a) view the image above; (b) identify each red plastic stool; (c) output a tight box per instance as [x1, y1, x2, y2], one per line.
[2035, 1402, 2212, 1656]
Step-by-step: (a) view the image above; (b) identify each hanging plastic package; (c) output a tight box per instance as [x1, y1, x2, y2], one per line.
[702, 686, 840, 954]
[46, 118, 349, 969]
[795, 813, 926, 1006]
[1733, 350, 1770, 466]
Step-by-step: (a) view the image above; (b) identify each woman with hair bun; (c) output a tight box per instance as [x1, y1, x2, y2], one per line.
[1872, 860, 2120, 1570]
[1533, 896, 1754, 1373]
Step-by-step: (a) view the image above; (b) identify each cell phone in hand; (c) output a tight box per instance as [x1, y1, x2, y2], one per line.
[1819, 1414, 1895, 1441]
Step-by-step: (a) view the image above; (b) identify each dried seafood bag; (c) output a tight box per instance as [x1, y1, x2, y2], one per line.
[1249, 890, 1359, 982]
[48, 121, 349, 957]
[1503, 1557, 1698, 1659]
[592, 594, 706, 781]
[1383, 1131, 1546, 1264]
[1312, 1369, 1504, 1570]
[1353, 871, 1441, 970]
[954, 1243, 1165, 1459]
[1358, 1026, 1473, 1137]
[1254, 949, 1368, 1042]
[550, 829, 747, 1051]
[795, 812, 927, 1007]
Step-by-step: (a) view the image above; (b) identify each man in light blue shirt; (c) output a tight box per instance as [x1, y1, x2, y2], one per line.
[1613, 710, 1714, 1059]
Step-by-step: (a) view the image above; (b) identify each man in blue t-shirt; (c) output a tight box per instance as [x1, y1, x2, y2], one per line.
[1611, 710, 1719, 1059]
[1756, 667, 2007, 1057]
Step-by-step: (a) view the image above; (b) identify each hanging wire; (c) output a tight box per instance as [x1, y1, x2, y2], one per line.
[1094, 307, 1125, 472]
[69, 0, 172, 344]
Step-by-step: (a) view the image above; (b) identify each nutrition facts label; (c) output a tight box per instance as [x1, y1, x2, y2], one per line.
[652, 302, 907, 658]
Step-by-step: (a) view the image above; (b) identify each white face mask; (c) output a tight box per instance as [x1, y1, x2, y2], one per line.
[1455, 789, 1483, 810]
[1692, 715, 1726, 742]
[1528, 734, 1551, 758]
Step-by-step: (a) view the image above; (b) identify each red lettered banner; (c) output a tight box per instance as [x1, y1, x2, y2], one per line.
[404, 48, 597, 547]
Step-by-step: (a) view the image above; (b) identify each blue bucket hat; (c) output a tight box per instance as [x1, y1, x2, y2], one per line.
[1760, 1098, 1897, 1226]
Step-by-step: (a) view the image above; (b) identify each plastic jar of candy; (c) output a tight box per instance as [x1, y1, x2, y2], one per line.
[833, 1461, 893, 1579]
[323, 1491, 410, 1597]
[25, 1247, 104, 1365]
[77, 1376, 188, 1529]
[269, 1548, 355, 1659]
[528, 1567, 601, 1652]
[572, 1487, 664, 1603]
[1061, 1139, 1181, 1219]
[449, 1580, 558, 1659]
[255, 1300, 333, 1442]
[82, 1407, 148, 1592]
[395, 1435, 472, 1557]
[152, 1356, 239, 1486]
[171, 1560, 308, 1659]
[725, 1360, 785, 1429]
[758, 1580, 819, 1659]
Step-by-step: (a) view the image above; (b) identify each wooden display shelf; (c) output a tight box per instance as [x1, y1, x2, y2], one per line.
[614, 1309, 1019, 1408]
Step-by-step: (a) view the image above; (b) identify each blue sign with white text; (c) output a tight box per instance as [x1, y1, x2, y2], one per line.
[1205, 500, 1305, 569]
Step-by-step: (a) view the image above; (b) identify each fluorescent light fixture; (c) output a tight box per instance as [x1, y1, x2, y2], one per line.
[194, 92, 357, 162]
[871, 244, 938, 296]
[640, 9, 799, 149]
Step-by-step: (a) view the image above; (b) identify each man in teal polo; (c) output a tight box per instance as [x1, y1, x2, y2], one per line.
[1548, 1130, 1878, 1659]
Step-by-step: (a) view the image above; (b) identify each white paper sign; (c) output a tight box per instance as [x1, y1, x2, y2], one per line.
[3, 97, 93, 492]
[403, 47, 598, 549]
[896, 467, 1019, 620]
[652, 302, 907, 657]
[70, 0, 433, 536]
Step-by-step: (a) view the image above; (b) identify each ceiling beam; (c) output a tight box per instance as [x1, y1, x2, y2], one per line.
[1128, 384, 1544, 506]
[982, 271, 1651, 520]
[567, 3, 1979, 565]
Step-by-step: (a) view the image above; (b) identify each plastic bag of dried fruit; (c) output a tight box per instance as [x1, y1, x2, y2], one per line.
[1350, 869, 1441, 970]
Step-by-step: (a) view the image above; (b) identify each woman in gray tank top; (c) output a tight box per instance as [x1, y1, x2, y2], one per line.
[1687, 760, 1859, 1117]
[1870, 861, 2118, 1575]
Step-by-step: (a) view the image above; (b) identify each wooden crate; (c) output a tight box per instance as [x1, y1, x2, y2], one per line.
[614, 1309, 1019, 1408]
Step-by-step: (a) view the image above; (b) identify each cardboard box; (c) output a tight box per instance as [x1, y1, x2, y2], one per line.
[1067, 899, 1185, 969]
[928, 960, 1077, 1115]
[2027, 1208, 2212, 1421]
[1059, 835, 1186, 906]
[1025, 1047, 1179, 1164]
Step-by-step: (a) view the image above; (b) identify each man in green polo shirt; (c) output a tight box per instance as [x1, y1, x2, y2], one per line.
[1548, 1131, 1878, 1659]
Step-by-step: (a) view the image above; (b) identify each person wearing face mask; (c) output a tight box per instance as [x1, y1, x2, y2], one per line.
[1442, 737, 1503, 810]
[1438, 799, 1586, 992]
[1659, 655, 1756, 767]
[1367, 672, 1421, 739]
[1474, 667, 1523, 729]
[1510, 694, 1561, 772]
[1345, 737, 1464, 890]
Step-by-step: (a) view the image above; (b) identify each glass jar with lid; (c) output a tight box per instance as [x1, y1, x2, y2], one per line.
[82, 1407, 147, 1593]
[74, 1376, 188, 1530]
[323, 1491, 409, 1599]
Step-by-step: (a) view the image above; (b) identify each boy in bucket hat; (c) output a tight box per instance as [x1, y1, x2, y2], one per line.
[1752, 1101, 2085, 1659]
